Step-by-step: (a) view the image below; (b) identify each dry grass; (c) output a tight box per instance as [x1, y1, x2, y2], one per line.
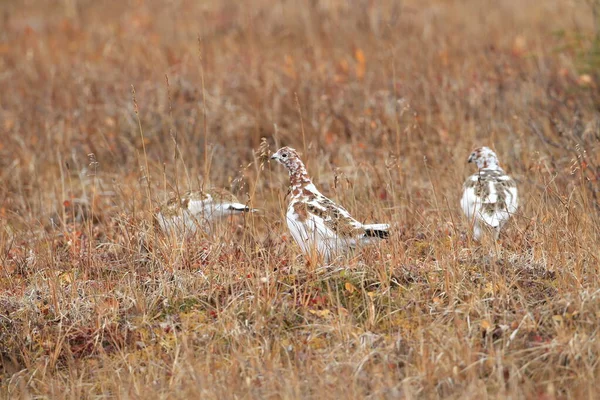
[1, 0, 600, 398]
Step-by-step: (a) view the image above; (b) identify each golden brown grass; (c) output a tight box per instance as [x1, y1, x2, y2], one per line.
[1, 0, 600, 398]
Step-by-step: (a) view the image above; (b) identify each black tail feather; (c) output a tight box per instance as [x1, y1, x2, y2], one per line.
[364, 229, 389, 239]
[228, 205, 250, 212]
[227, 204, 258, 213]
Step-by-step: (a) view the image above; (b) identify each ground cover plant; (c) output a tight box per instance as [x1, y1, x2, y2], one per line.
[1, 0, 600, 398]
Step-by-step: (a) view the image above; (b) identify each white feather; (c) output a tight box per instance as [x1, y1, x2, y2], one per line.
[272, 145, 389, 260]
[157, 192, 253, 236]
[286, 196, 389, 261]
[461, 173, 518, 240]
[286, 206, 337, 261]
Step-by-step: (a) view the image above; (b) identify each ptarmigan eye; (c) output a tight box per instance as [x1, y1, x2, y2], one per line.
[281, 153, 288, 159]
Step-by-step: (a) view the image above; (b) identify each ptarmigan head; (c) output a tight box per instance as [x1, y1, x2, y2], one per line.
[270, 146, 303, 172]
[467, 146, 500, 170]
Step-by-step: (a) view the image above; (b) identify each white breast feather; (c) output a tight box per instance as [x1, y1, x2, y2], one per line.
[286, 204, 339, 260]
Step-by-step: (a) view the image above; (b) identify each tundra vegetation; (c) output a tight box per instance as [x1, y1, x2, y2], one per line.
[1, 0, 600, 398]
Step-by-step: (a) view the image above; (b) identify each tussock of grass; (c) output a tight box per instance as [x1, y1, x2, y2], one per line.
[1, 0, 600, 398]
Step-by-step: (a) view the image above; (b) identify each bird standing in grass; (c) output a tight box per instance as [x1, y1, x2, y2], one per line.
[270, 146, 389, 261]
[461, 146, 518, 241]
[156, 188, 254, 236]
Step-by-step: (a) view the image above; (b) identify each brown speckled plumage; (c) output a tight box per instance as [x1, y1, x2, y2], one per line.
[461, 147, 518, 240]
[271, 146, 389, 260]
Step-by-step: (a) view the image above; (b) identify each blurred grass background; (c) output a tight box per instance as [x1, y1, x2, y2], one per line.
[1, 0, 600, 398]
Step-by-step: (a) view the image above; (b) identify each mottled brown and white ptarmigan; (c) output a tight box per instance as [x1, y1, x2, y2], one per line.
[460, 146, 518, 241]
[156, 188, 254, 236]
[271, 146, 389, 261]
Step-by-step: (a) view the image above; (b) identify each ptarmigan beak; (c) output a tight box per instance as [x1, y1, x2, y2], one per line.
[270, 154, 278, 161]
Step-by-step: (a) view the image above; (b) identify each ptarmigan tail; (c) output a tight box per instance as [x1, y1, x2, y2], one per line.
[363, 223, 390, 239]
[224, 203, 257, 214]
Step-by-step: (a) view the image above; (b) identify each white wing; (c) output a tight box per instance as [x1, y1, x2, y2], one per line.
[286, 205, 335, 260]
[505, 186, 518, 214]
[156, 209, 201, 235]
[286, 194, 389, 260]
[187, 195, 252, 220]
[461, 186, 477, 220]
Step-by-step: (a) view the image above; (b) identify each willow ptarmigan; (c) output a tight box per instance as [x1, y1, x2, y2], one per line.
[270, 146, 389, 261]
[156, 188, 254, 235]
[460, 146, 518, 241]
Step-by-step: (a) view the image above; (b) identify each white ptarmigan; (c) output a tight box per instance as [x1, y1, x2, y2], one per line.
[460, 147, 518, 241]
[156, 189, 254, 236]
[271, 146, 389, 261]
